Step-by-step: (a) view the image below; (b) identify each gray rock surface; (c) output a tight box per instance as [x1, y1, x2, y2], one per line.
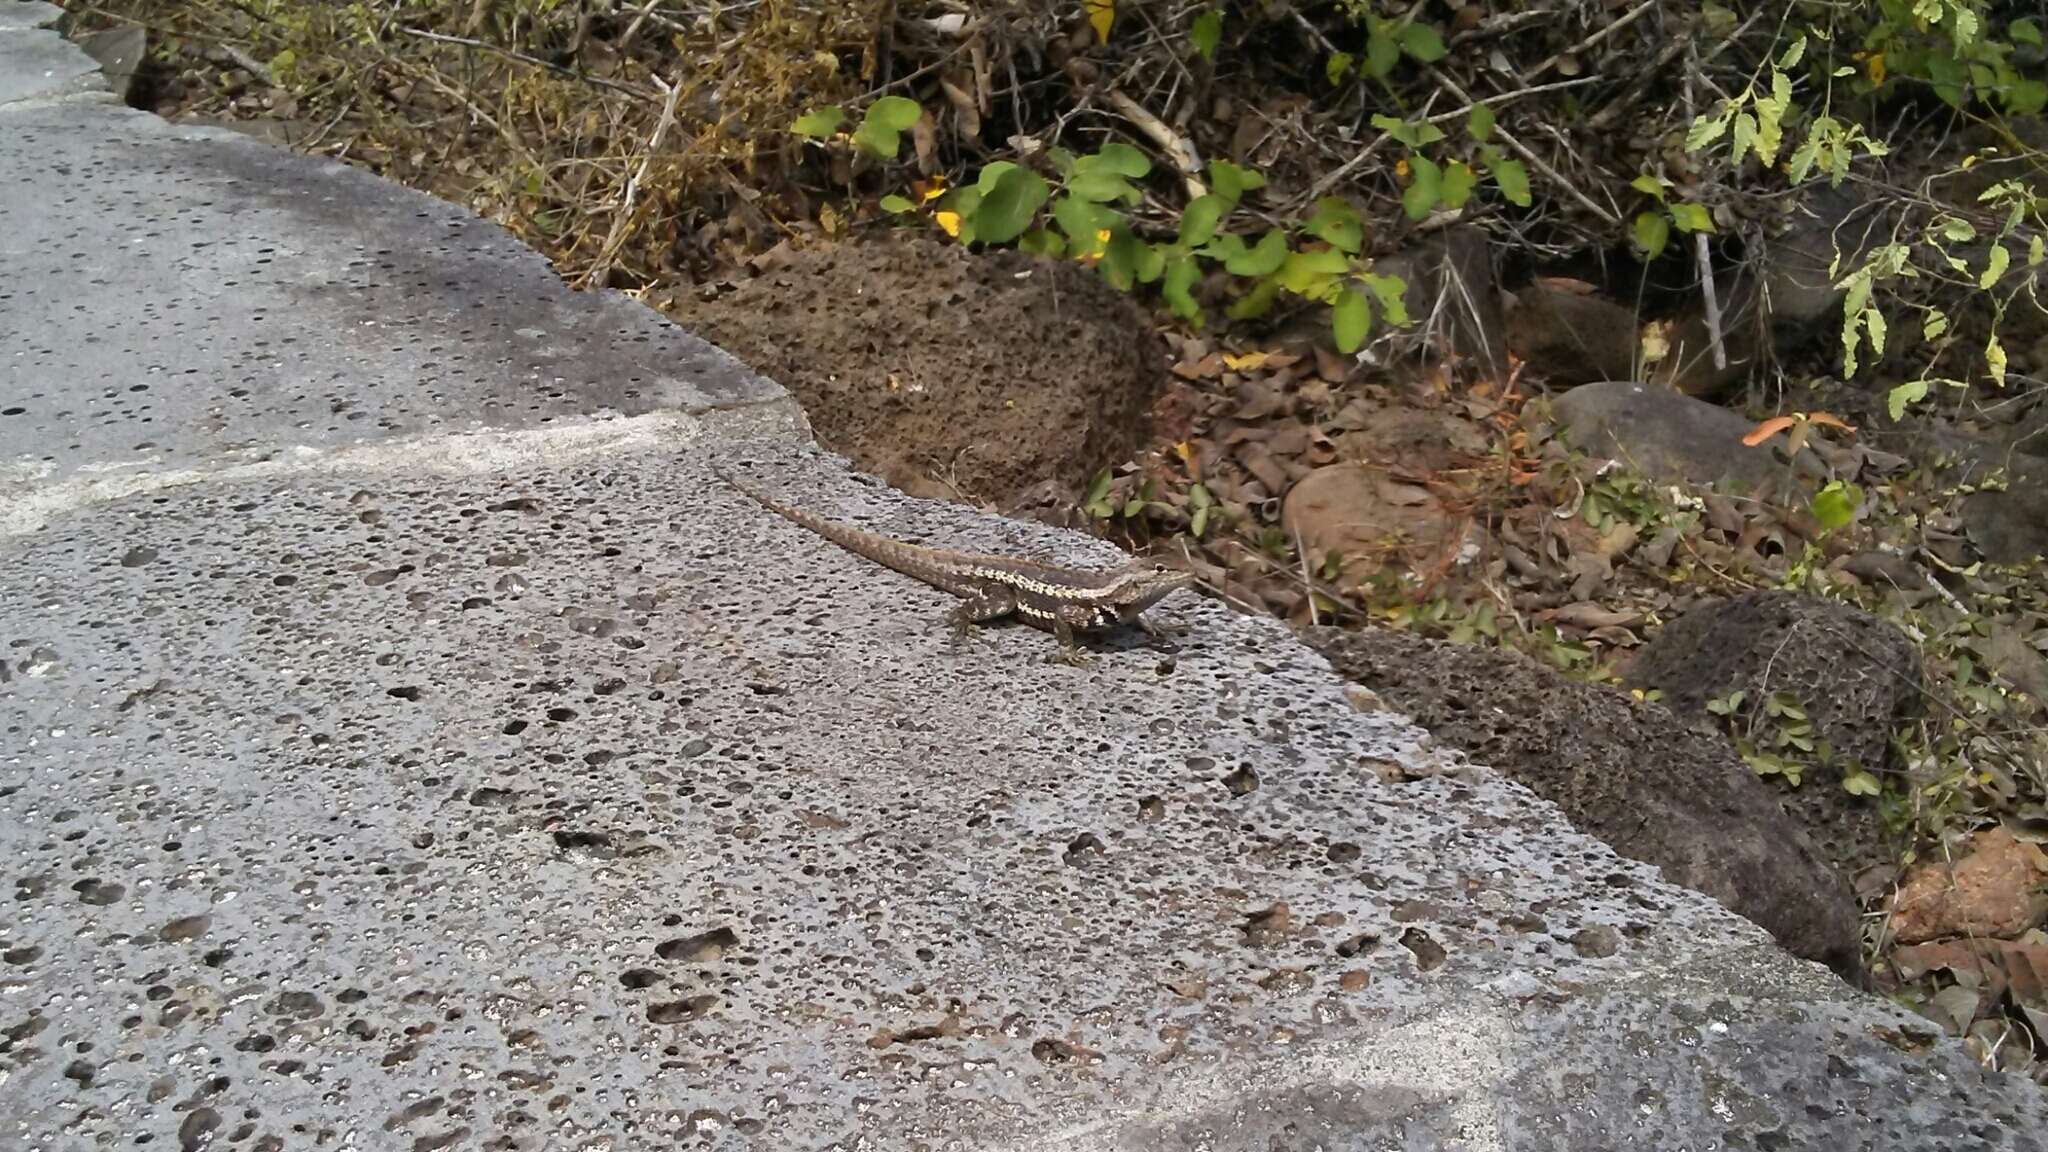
[0, 9, 101, 105]
[4, 18, 2048, 1151]
[0, 98, 781, 490]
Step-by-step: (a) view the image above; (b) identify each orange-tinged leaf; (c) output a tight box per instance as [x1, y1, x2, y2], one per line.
[1806, 411, 1855, 432]
[1743, 416, 1797, 446]
[1173, 440, 1197, 466]
[1223, 351, 1275, 371]
[1867, 51, 1885, 84]
[934, 211, 962, 237]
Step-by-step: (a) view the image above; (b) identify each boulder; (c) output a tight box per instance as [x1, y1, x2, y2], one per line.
[1624, 590, 1920, 880]
[1372, 225, 1509, 382]
[1503, 281, 1638, 386]
[1548, 380, 1824, 499]
[1310, 627, 1866, 978]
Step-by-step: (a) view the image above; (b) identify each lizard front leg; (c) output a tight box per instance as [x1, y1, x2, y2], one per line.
[948, 586, 1016, 649]
[1049, 604, 1100, 666]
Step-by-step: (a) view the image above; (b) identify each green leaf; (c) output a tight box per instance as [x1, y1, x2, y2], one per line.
[1668, 201, 1714, 233]
[1364, 30, 1400, 78]
[1226, 276, 1282, 320]
[1133, 239, 1167, 284]
[1489, 157, 1530, 207]
[864, 95, 923, 133]
[1303, 196, 1363, 253]
[1633, 211, 1671, 260]
[1841, 769, 1881, 797]
[1198, 233, 1247, 264]
[975, 160, 1020, 193]
[1926, 52, 1967, 107]
[1018, 229, 1064, 257]
[1629, 173, 1666, 197]
[1162, 253, 1201, 321]
[852, 121, 903, 158]
[1887, 379, 1929, 420]
[1084, 467, 1114, 513]
[2012, 18, 2043, 47]
[1101, 228, 1142, 291]
[1730, 111, 1761, 166]
[1326, 51, 1354, 86]
[1276, 247, 1351, 295]
[1439, 161, 1478, 209]
[1226, 230, 1289, 277]
[1052, 196, 1117, 250]
[1179, 194, 1226, 247]
[879, 194, 917, 213]
[1980, 243, 2011, 290]
[1067, 168, 1140, 203]
[1362, 272, 1410, 326]
[1190, 8, 1223, 59]
[1809, 480, 1860, 531]
[2031, 236, 2045, 268]
[1777, 34, 1805, 70]
[1088, 142, 1153, 178]
[1398, 22, 1446, 63]
[2005, 79, 2048, 118]
[1403, 155, 1442, 220]
[1332, 286, 1371, 353]
[1685, 104, 1734, 152]
[1208, 160, 1265, 205]
[1467, 103, 1495, 142]
[793, 106, 846, 138]
[1923, 308, 1949, 341]
[972, 167, 1051, 244]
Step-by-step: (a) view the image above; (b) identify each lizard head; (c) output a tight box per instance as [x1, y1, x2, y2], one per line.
[1107, 563, 1196, 622]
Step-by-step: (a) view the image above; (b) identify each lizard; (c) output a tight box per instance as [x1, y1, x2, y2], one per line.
[711, 460, 1194, 664]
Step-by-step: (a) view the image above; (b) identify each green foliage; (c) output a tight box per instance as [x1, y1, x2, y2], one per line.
[792, 106, 846, 138]
[1708, 688, 1853, 789]
[1809, 480, 1863, 531]
[820, 106, 1416, 352]
[1678, 5, 2045, 422]
[1189, 8, 1222, 60]
[1626, 174, 1714, 260]
[1372, 109, 1528, 220]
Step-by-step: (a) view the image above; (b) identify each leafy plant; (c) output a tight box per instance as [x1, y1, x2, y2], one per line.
[1681, 11, 2044, 422]
[1626, 174, 1716, 260]
[794, 98, 1421, 355]
[1373, 106, 1528, 222]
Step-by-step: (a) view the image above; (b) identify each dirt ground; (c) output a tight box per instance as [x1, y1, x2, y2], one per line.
[662, 234, 1165, 508]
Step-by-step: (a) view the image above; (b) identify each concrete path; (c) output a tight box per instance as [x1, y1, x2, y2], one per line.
[4, 5, 2044, 1148]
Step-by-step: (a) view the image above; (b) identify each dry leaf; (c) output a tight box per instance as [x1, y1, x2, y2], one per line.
[939, 72, 981, 140]
[1541, 602, 1642, 630]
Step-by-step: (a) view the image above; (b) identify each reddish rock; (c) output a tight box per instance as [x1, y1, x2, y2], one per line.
[1889, 827, 2048, 944]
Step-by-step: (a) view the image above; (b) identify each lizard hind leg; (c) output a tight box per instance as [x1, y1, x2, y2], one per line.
[948, 588, 1016, 649]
